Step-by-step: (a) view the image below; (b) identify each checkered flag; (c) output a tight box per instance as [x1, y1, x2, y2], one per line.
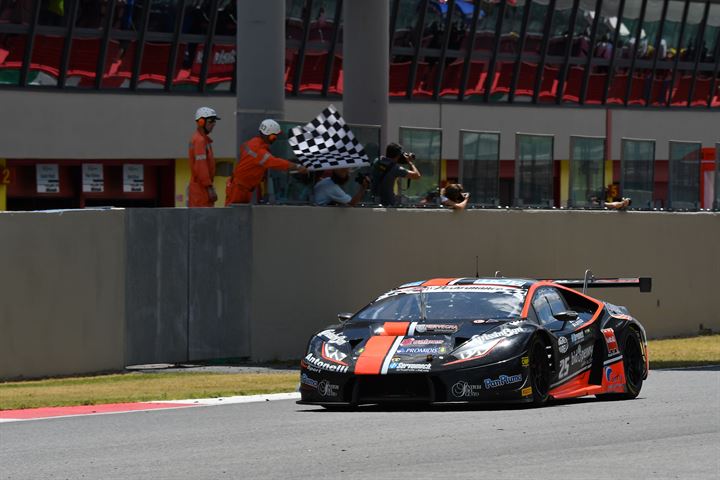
[288, 105, 369, 171]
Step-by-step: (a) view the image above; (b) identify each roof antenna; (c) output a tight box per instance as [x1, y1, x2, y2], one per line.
[495, 270, 502, 278]
[582, 269, 594, 294]
[475, 256, 479, 278]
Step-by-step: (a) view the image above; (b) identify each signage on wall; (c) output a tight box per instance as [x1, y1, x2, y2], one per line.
[123, 164, 144, 193]
[82, 164, 104, 193]
[36, 164, 59, 193]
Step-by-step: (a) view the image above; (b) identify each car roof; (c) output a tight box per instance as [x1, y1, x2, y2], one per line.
[397, 278, 537, 290]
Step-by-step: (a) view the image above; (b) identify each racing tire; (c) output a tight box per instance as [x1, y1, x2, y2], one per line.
[528, 336, 551, 406]
[597, 328, 645, 401]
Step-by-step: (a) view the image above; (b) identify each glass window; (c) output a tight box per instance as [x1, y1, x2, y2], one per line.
[668, 141, 701, 210]
[607, 0, 644, 104]
[398, 126, 442, 205]
[342, 123, 381, 203]
[515, 133, 554, 207]
[0, 1, 34, 24]
[621, 138, 655, 209]
[459, 130, 500, 206]
[532, 287, 568, 326]
[215, 0, 236, 36]
[113, 0, 142, 30]
[147, 0, 179, 33]
[569, 136, 605, 208]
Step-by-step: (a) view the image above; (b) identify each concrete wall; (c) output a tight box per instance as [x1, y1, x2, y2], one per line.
[0, 209, 126, 379]
[1, 207, 718, 377]
[249, 207, 720, 361]
[1, 91, 717, 160]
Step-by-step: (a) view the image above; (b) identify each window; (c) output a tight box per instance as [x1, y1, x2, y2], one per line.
[398, 126, 442, 205]
[569, 136, 605, 208]
[459, 130, 500, 206]
[515, 133, 554, 207]
[531, 287, 567, 326]
[668, 141, 701, 210]
[621, 138, 655, 208]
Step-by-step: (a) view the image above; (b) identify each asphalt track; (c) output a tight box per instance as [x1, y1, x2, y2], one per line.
[1, 367, 718, 480]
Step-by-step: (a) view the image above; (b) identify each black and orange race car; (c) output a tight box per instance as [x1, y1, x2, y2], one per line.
[298, 275, 651, 408]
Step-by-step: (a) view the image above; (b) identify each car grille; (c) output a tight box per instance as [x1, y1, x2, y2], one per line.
[354, 375, 434, 403]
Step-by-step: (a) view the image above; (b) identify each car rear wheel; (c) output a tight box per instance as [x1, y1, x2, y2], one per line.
[529, 337, 550, 406]
[597, 328, 645, 401]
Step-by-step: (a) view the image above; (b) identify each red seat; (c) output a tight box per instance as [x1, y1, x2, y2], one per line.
[585, 72, 606, 104]
[389, 61, 412, 97]
[463, 61, 487, 97]
[492, 62, 515, 94]
[328, 54, 343, 94]
[192, 43, 234, 86]
[298, 51, 328, 92]
[537, 65, 559, 101]
[606, 73, 628, 104]
[411, 61, 431, 97]
[670, 75, 692, 106]
[138, 42, 173, 84]
[561, 66, 583, 102]
[627, 73, 647, 106]
[438, 59, 465, 97]
[691, 76, 711, 107]
[514, 62, 539, 97]
[26, 35, 64, 78]
[284, 49, 298, 92]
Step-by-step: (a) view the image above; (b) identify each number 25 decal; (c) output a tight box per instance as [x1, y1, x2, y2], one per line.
[559, 357, 570, 378]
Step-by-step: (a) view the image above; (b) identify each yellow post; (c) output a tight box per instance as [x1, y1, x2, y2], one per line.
[560, 159, 570, 207]
[0, 159, 7, 211]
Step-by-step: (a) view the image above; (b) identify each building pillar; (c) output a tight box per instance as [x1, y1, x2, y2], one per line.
[343, 0, 389, 148]
[236, 0, 286, 149]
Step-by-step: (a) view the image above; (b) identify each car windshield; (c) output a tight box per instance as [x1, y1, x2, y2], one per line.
[353, 288, 526, 322]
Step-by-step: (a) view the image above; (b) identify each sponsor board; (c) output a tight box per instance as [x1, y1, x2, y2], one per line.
[319, 329, 347, 345]
[558, 336, 569, 353]
[602, 328, 620, 356]
[451, 381, 482, 398]
[304, 354, 349, 373]
[521, 386, 533, 397]
[484, 374, 522, 389]
[318, 380, 339, 397]
[389, 362, 432, 371]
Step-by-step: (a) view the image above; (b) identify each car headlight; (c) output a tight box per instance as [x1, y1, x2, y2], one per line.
[308, 336, 349, 365]
[452, 336, 505, 361]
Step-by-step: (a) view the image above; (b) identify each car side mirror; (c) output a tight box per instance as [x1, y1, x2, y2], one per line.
[337, 312, 353, 323]
[553, 310, 579, 322]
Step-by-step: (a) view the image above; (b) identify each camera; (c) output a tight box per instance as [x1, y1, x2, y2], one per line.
[398, 152, 415, 164]
[355, 172, 370, 187]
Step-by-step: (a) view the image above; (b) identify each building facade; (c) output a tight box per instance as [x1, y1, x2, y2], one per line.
[0, 0, 718, 210]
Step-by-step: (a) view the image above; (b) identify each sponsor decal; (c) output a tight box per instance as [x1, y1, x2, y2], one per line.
[476, 326, 526, 343]
[602, 328, 620, 356]
[396, 346, 444, 355]
[304, 353, 349, 373]
[610, 314, 633, 321]
[522, 386, 533, 397]
[605, 366, 623, 385]
[559, 357, 570, 378]
[570, 319, 585, 328]
[484, 374, 522, 389]
[319, 329, 348, 346]
[318, 380, 339, 397]
[558, 336, 569, 353]
[570, 344, 594, 366]
[388, 362, 432, 371]
[300, 373, 318, 388]
[322, 343, 348, 364]
[415, 324, 458, 334]
[521, 356, 530, 367]
[451, 381, 482, 397]
[400, 338, 444, 346]
[570, 331, 585, 344]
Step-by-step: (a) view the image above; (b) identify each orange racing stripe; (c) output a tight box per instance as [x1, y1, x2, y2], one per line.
[382, 322, 410, 336]
[421, 278, 456, 286]
[355, 336, 397, 375]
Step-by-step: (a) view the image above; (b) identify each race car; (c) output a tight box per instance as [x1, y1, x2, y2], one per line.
[298, 274, 651, 408]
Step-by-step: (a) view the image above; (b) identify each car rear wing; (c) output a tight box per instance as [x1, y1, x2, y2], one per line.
[549, 271, 652, 294]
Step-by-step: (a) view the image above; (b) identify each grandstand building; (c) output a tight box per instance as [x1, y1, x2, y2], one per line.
[0, 0, 717, 210]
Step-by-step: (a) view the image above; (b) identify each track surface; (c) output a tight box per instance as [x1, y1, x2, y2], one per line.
[1, 368, 718, 480]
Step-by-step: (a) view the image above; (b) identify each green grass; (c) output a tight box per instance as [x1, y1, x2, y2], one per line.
[1, 335, 718, 410]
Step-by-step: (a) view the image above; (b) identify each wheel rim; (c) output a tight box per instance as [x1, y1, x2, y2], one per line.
[624, 334, 643, 388]
[532, 342, 549, 397]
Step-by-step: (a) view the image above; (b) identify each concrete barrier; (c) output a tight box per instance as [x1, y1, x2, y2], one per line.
[1, 207, 718, 378]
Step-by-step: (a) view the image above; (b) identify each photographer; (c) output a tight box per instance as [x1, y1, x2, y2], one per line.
[371, 143, 422, 206]
[313, 168, 369, 206]
[440, 183, 470, 210]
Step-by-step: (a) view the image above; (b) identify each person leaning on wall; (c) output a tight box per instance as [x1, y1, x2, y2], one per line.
[440, 183, 470, 210]
[313, 168, 369, 206]
[187, 107, 219, 207]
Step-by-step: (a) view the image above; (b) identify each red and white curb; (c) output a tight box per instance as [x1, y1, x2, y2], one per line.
[0, 392, 300, 423]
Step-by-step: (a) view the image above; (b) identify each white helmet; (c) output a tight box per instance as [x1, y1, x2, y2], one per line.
[195, 107, 220, 121]
[259, 119, 281, 136]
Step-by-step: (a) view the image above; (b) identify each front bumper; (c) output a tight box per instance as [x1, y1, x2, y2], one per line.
[298, 354, 533, 406]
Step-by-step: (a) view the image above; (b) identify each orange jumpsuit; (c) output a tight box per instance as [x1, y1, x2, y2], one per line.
[225, 136, 293, 205]
[188, 130, 216, 207]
